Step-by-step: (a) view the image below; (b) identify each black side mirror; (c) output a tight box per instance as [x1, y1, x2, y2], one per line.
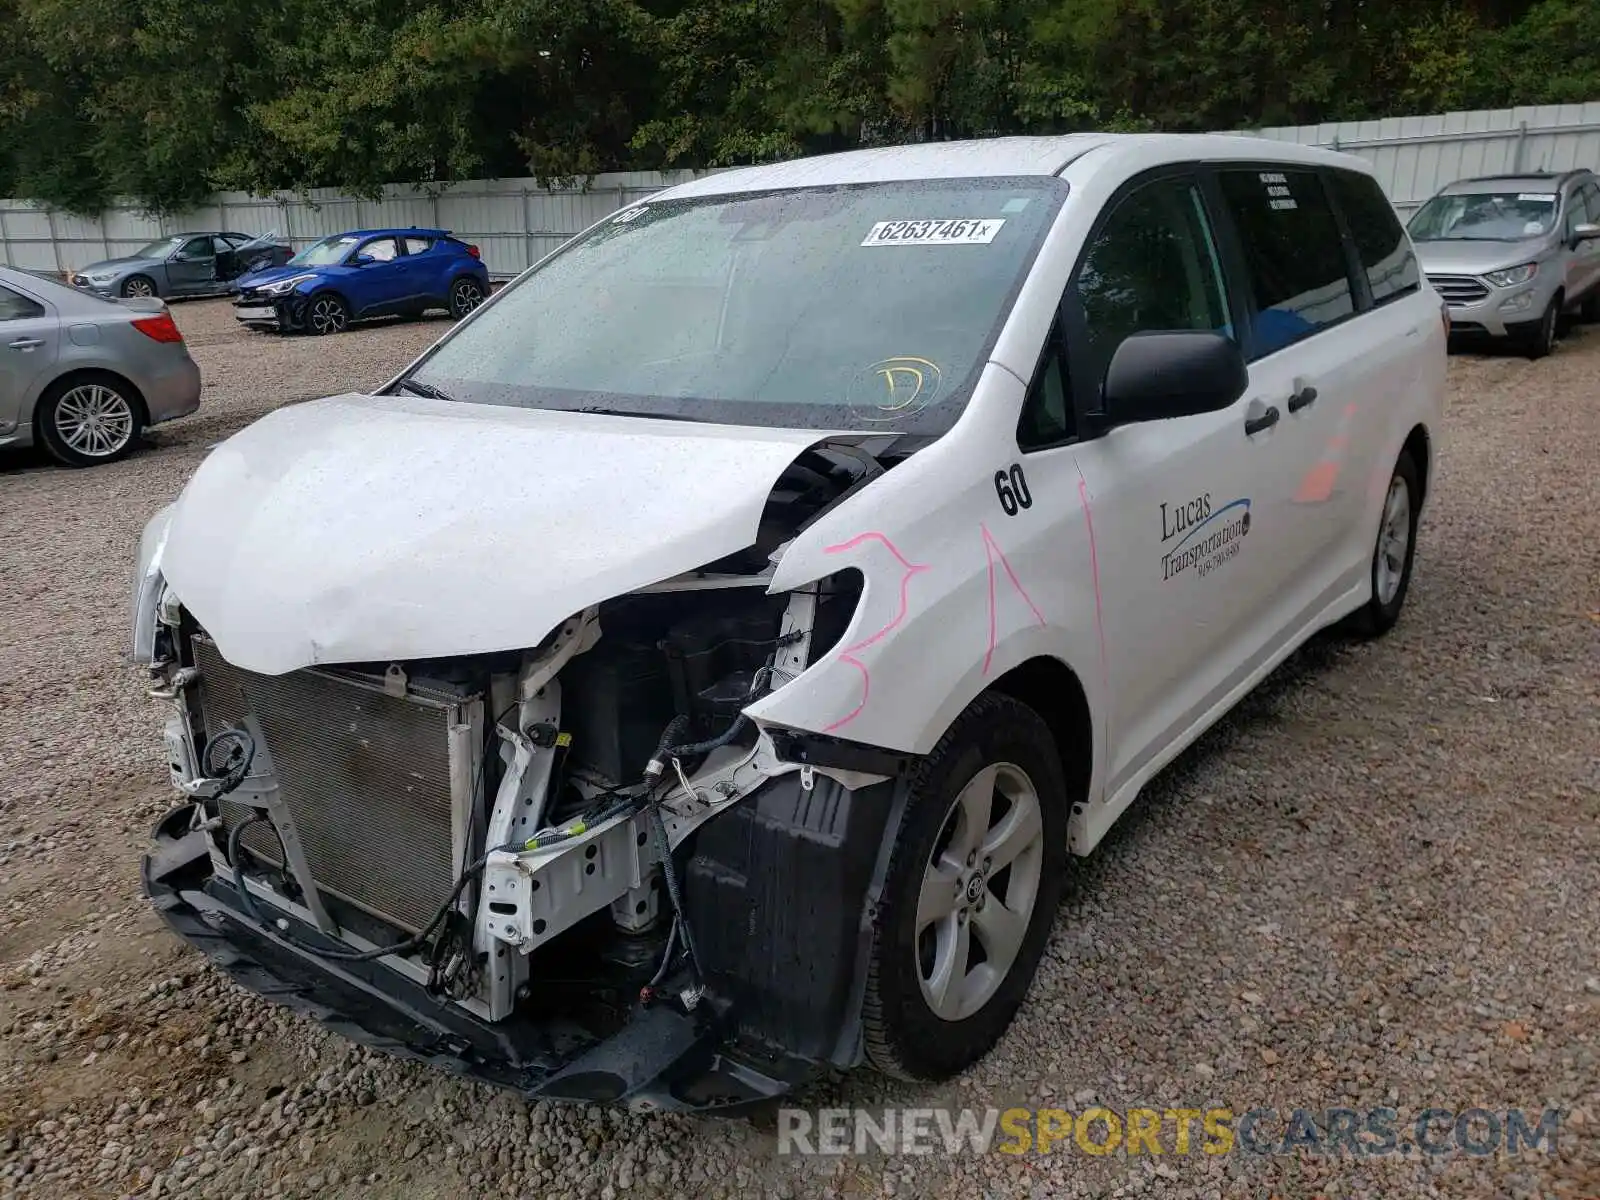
[350, 253, 375, 267]
[1097, 331, 1248, 429]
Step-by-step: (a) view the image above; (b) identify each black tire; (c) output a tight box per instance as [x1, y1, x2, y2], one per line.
[861, 692, 1067, 1081]
[1346, 448, 1421, 638]
[304, 292, 349, 335]
[1524, 296, 1560, 359]
[449, 276, 486, 319]
[35, 372, 145, 468]
[1580, 290, 1600, 324]
[120, 275, 157, 299]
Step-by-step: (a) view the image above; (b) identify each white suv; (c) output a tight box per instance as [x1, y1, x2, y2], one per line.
[134, 133, 1446, 1110]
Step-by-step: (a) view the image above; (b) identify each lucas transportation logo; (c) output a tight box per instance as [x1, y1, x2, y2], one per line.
[1161, 493, 1251, 582]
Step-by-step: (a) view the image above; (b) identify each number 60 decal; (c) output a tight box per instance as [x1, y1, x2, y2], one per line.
[994, 463, 1033, 516]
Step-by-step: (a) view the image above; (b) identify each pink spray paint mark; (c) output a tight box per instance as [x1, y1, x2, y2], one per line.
[819, 531, 930, 733]
[979, 523, 1047, 676]
[1076, 474, 1109, 692]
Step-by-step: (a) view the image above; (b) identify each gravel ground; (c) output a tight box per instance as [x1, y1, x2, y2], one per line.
[1, 299, 1596, 1200]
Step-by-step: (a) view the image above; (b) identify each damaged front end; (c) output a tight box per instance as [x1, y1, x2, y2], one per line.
[136, 438, 915, 1114]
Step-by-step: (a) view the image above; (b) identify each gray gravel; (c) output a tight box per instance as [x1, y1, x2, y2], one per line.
[1, 299, 1596, 1199]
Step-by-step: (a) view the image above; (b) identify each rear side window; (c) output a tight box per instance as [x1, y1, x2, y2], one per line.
[404, 237, 434, 255]
[1218, 169, 1354, 357]
[1329, 171, 1420, 305]
[0, 284, 45, 320]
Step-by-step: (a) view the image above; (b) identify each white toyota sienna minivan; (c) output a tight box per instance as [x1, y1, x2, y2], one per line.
[135, 134, 1446, 1113]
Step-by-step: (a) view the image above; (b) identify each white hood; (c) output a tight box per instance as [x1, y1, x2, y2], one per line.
[160, 393, 828, 674]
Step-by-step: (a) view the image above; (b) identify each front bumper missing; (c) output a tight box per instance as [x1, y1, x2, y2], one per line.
[140, 804, 814, 1116]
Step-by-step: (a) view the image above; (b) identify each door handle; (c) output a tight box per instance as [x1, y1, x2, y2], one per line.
[8, 337, 44, 350]
[1287, 385, 1318, 413]
[1245, 405, 1280, 436]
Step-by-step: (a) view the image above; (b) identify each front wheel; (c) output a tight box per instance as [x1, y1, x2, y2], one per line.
[120, 275, 156, 299]
[1524, 298, 1559, 359]
[37, 374, 144, 467]
[1346, 449, 1421, 637]
[449, 277, 486, 319]
[862, 692, 1067, 1081]
[304, 293, 349, 335]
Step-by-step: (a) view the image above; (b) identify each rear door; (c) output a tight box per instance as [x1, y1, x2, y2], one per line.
[1206, 165, 1370, 624]
[400, 235, 443, 303]
[0, 281, 59, 436]
[166, 236, 217, 295]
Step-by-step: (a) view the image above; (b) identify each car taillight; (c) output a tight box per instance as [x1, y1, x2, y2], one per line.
[132, 313, 184, 344]
[466, 243, 481, 259]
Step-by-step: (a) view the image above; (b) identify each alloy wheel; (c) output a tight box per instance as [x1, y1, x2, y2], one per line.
[122, 277, 155, 298]
[1374, 474, 1411, 606]
[452, 280, 485, 315]
[915, 762, 1046, 1022]
[309, 296, 348, 334]
[53, 384, 135, 458]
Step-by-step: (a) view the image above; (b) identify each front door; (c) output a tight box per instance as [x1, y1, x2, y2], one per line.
[166, 236, 217, 295]
[1045, 170, 1277, 796]
[0, 281, 59, 438]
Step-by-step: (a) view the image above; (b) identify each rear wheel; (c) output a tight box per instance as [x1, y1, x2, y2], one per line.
[449, 276, 486, 319]
[1346, 449, 1421, 637]
[305, 293, 349, 335]
[120, 275, 156, 299]
[37, 374, 144, 467]
[862, 692, 1066, 1081]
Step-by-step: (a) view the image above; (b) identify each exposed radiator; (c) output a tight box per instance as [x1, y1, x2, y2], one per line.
[193, 636, 482, 935]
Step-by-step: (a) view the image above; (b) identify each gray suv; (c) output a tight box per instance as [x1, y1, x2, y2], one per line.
[1409, 169, 1600, 358]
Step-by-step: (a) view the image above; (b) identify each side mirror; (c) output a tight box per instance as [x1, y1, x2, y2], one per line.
[1098, 330, 1248, 428]
[351, 253, 376, 267]
[1572, 222, 1600, 246]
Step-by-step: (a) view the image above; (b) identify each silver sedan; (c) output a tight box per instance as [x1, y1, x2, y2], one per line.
[0, 265, 202, 467]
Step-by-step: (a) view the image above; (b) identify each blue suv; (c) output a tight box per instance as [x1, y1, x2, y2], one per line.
[232, 228, 491, 335]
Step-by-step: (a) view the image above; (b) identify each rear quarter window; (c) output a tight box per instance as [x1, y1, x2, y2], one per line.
[1218, 168, 1355, 358]
[1328, 171, 1421, 305]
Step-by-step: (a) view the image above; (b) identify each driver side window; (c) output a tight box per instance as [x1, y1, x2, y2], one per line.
[178, 237, 211, 260]
[1070, 175, 1231, 397]
[360, 238, 400, 263]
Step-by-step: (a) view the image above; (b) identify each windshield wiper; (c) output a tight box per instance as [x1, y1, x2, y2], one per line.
[573, 406, 707, 423]
[395, 378, 458, 403]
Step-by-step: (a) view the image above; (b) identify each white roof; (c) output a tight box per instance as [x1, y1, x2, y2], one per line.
[655, 133, 1369, 200]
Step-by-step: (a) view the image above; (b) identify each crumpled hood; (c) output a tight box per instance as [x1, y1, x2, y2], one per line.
[160, 393, 830, 675]
[237, 264, 311, 289]
[1414, 238, 1546, 275]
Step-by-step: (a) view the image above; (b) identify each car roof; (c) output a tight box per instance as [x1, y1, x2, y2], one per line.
[325, 227, 451, 239]
[0, 262, 130, 314]
[1443, 171, 1590, 193]
[653, 133, 1367, 200]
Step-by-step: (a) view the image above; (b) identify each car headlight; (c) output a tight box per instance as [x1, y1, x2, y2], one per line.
[130, 504, 174, 665]
[87, 272, 117, 284]
[1484, 263, 1537, 288]
[260, 273, 317, 296]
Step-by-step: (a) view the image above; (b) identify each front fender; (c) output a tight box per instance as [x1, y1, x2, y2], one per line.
[748, 365, 1108, 757]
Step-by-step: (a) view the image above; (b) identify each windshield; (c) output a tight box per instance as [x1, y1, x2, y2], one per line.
[403, 178, 1066, 433]
[132, 237, 182, 259]
[1408, 191, 1559, 241]
[289, 235, 360, 266]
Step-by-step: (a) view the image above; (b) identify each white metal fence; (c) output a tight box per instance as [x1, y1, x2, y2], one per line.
[3, 102, 1597, 280]
[1234, 101, 1600, 217]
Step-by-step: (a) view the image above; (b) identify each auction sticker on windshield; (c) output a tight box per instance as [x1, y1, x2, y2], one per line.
[861, 219, 1005, 246]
